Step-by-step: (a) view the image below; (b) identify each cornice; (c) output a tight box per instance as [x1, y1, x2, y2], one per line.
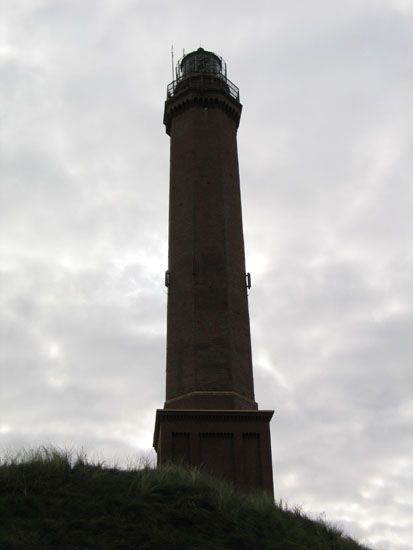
[163, 89, 242, 135]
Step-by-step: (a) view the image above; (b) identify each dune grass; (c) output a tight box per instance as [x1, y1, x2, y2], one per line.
[0, 447, 370, 550]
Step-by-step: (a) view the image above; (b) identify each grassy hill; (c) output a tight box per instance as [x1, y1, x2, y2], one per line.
[0, 448, 370, 550]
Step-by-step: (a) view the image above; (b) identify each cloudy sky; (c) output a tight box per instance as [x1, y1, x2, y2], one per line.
[1, 1, 412, 548]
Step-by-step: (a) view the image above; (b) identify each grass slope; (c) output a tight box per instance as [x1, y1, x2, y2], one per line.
[0, 449, 370, 550]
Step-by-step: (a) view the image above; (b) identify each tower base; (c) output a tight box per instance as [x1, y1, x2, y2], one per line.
[153, 409, 274, 495]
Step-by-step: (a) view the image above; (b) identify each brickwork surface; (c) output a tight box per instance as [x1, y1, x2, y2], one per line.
[166, 100, 256, 409]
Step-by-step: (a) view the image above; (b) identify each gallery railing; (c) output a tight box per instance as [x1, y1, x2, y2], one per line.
[167, 72, 240, 102]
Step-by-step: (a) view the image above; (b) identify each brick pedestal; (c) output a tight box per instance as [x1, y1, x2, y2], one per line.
[154, 409, 274, 495]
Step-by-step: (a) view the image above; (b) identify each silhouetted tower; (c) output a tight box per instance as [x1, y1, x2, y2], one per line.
[154, 48, 274, 494]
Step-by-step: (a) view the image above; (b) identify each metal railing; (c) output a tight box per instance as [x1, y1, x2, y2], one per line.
[167, 72, 240, 102]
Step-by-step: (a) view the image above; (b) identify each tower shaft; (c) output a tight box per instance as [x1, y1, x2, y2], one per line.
[166, 99, 256, 410]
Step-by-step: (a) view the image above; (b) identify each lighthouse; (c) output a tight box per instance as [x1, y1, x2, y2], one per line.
[153, 48, 274, 494]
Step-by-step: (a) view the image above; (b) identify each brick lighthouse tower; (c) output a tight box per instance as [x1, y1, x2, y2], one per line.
[153, 48, 274, 494]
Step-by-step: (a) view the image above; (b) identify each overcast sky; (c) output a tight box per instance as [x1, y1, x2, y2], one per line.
[1, 1, 413, 549]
